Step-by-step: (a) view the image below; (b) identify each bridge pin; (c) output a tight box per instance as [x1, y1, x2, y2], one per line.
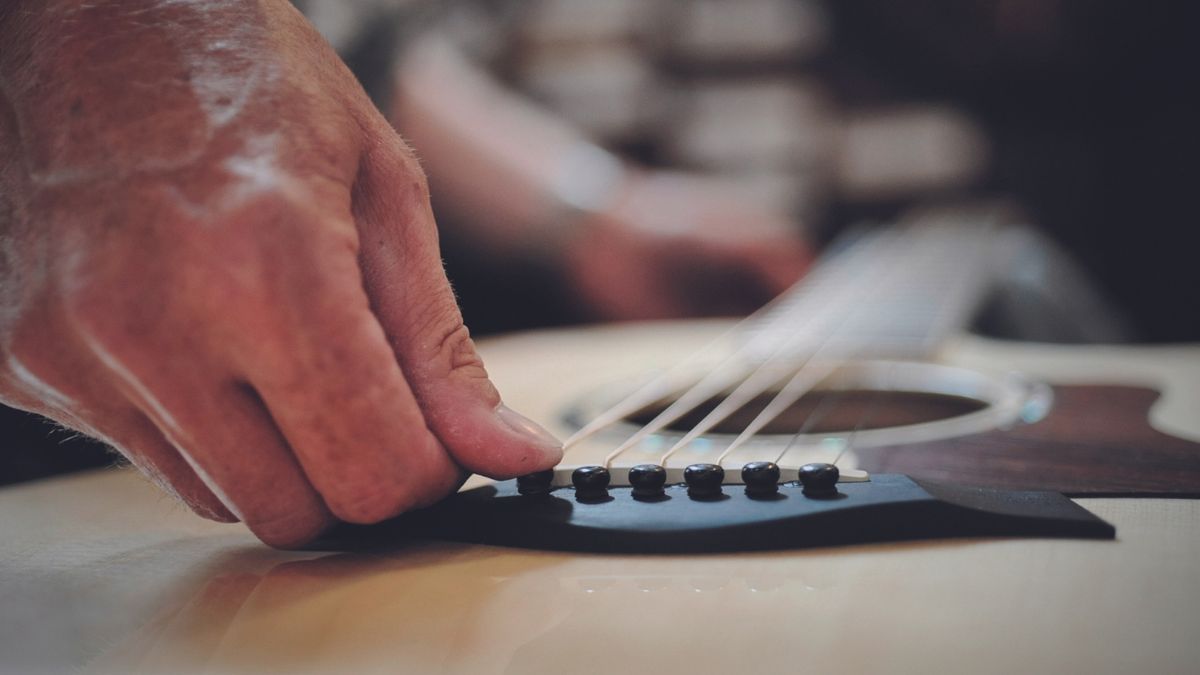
[684, 463, 725, 500]
[572, 466, 611, 503]
[798, 463, 840, 499]
[516, 469, 555, 497]
[741, 461, 781, 498]
[628, 464, 667, 500]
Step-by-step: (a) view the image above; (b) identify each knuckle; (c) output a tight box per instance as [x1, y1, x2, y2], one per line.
[409, 300, 485, 375]
[360, 139, 431, 210]
[228, 193, 360, 303]
[246, 508, 332, 550]
[436, 322, 488, 381]
[325, 481, 420, 525]
[228, 188, 358, 262]
[405, 303, 500, 405]
[391, 138, 429, 188]
[319, 446, 456, 525]
[388, 143, 430, 197]
[58, 189, 361, 357]
[412, 467, 467, 509]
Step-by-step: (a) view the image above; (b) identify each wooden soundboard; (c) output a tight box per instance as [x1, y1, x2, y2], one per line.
[2, 321, 1198, 674]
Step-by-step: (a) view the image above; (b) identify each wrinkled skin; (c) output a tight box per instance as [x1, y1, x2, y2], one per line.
[0, 0, 561, 547]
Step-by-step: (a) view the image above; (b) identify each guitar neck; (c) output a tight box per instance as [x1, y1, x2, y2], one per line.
[741, 205, 1019, 364]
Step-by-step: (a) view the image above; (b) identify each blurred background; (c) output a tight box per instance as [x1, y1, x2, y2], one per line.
[3, 0, 1197, 485]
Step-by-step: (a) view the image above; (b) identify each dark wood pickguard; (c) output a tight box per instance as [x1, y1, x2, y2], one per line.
[852, 385, 1200, 496]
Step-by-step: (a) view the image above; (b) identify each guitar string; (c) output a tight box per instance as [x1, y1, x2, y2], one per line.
[560, 225, 881, 453]
[732, 218, 1001, 471]
[650, 229, 927, 468]
[830, 365, 895, 468]
[771, 384, 849, 463]
[827, 214, 1004, 470]
[684, 221, 958, 469]
[606, 226, 920, 468]
[760, 223, 981, 470]
[561, 319, 758, 450]
[572, 212, 1003, 483]
[607, 223, 933, 470]
[609, 227, 905, 460]
[599, 221, 936, 471]
[826, 216, 1003, 470]
[592, 228, 902, 468]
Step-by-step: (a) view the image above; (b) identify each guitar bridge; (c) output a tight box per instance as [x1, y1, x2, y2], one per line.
[318, 474, 1115, 554]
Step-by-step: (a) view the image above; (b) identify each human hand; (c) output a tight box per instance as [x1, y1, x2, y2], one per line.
[564, 171, 812, 320]
[0, 0, 561, 547]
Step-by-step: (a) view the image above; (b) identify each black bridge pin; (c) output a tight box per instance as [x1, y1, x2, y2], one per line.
[741, 461, 781, 498]
[628, 464, 667, 500]
[684, 463, 725, 500]
[516, 469, 555, 497]
[798, 462, 840, 499]
[572, 466, 611, 503]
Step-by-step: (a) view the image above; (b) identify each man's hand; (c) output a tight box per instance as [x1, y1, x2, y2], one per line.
[0, 0, 561, 547]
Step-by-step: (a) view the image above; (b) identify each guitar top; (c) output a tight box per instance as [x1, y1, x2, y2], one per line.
[1, 322, 1197, 674]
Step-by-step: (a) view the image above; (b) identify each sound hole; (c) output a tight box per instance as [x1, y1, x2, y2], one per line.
[625, 390, 988, 435]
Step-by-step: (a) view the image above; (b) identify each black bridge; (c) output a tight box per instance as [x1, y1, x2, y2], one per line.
[318, 469, 1115, 554]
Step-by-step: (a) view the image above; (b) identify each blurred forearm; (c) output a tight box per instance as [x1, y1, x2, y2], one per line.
[392, 35, 628, 256]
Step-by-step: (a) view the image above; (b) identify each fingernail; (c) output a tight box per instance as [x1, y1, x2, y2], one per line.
[496, 404, 563, 457]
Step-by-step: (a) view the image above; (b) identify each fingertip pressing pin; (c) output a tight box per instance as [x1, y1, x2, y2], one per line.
[572, 465, 611, 503]
[517, 469, 555, 497]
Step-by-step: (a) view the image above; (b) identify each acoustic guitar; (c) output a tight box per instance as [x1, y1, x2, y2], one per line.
[2, 208, 1198, 674]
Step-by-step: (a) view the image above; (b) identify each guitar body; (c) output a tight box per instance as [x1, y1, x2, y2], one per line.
[484, 321, 1200, 496]
[2, 320, 1198, 674]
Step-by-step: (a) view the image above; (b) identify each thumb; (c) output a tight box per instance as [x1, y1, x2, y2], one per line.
[351, 137, 562, 478]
